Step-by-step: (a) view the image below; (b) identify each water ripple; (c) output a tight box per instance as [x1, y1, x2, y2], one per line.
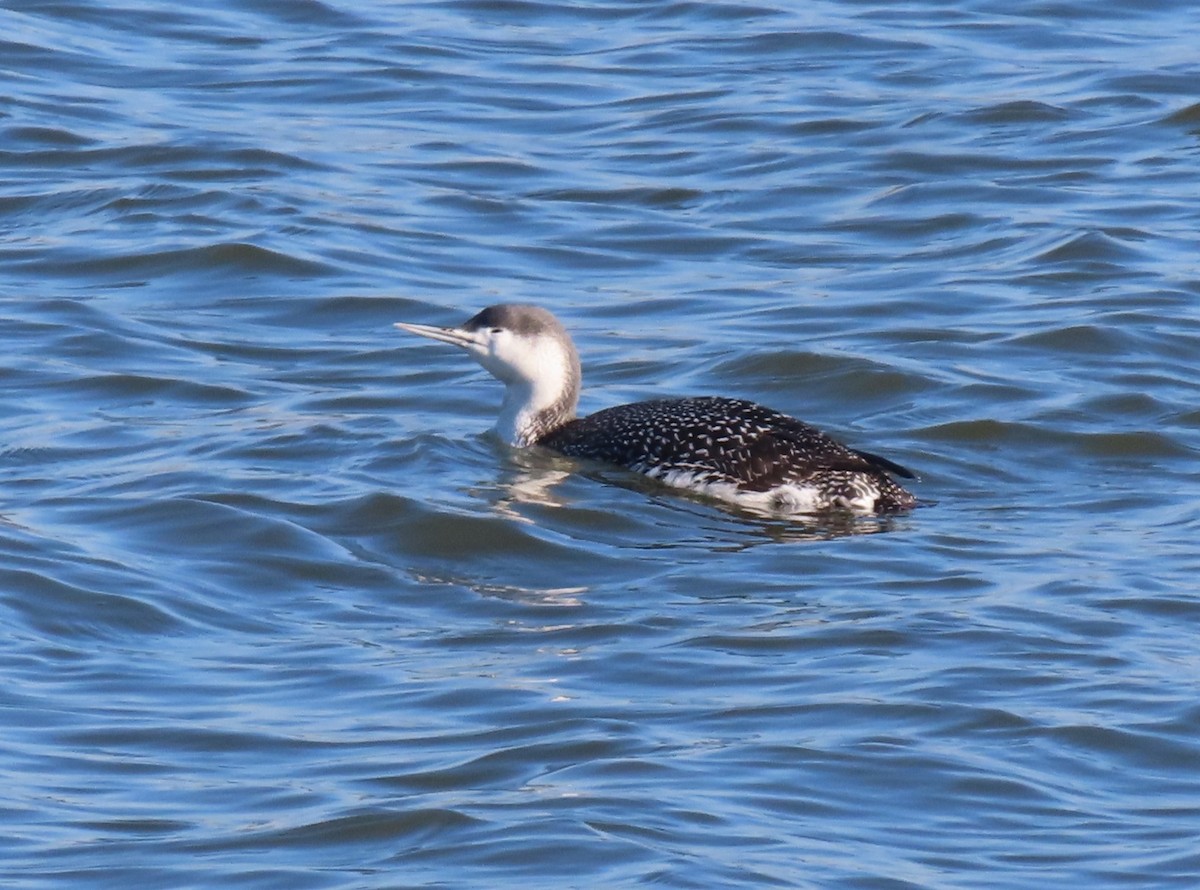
[3, 0, 1200, 887]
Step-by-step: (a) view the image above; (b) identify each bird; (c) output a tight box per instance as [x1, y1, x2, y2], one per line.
[394, 304, 917, 514]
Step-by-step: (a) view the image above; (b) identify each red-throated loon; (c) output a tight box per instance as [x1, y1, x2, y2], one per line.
[395, 304, 917, 514]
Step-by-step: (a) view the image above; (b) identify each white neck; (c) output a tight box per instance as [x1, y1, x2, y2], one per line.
[488, 339, 578, 446]
[495, 374, 573, 447]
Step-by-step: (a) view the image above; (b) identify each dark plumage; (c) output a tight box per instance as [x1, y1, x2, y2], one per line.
[539, 396, 916, 512]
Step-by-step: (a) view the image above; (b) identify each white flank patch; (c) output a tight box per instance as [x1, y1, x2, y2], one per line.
[644, 467, 879, 515]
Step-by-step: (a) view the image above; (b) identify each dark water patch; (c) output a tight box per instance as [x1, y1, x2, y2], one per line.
[1161, 101, 1200, 134]
[709, 350, 925, 411]
[439, 0, 634, 25]
[628, 1, 785, 25]
[97, 184, 263, 219]
[1103, 70, 1200, 99]
[59, 373, 252, 407]
[34, 242, 335, 282]
[1078, 391, 1179, 422]
[76, 817, 193, 836]
[382, 733, 633, 795]
[588, 227, 754, 259]
[423, 157, 547, 182]
[0, 567, 182, 640]
[530, 185, 704, 209]
[1039, 722, 1200, 774]
[3, 125, 98, 148]
[517, 241, 665, 271]
[1070, 429, 1194, 460]
[0, 143, 322, 180]
[203, 806, 481, 853]
[958, 100, 1073, 125]
[1006, 322, 1133, 355]
[391, 504, 624, 573]
[831, 211, 990, 243]
[57, 721, 332, 761]
[1030, 229, 1148, 266]
[916, 418, 1076, 454]
[0, 185, 123, 222]
[283, 295, 421, 333]
[716, 28, 929, 58]
[228, 0, 366, 28]
[880, 148, 1109, 178]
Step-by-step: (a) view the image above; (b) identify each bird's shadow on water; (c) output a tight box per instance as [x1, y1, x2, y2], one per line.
[488, 444, 922, 548]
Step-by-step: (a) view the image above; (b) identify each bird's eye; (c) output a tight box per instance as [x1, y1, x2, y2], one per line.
[490, 327, 504, 334]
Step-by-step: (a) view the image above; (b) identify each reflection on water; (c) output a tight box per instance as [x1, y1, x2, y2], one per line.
[409, 567, 589, 609]
[495, 454, 916, 546]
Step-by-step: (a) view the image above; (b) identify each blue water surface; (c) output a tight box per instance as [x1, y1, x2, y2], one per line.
[2, 1, 1199, 887]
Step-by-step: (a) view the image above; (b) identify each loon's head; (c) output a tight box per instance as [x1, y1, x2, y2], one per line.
[395, 303, 581, 446]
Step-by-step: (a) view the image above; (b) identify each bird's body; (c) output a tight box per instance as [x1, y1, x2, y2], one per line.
[395, 304, 917, 514]
[539, 396, 915, 513]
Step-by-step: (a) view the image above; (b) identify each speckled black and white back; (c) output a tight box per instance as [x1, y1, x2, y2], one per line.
[537, 396, 916, 513]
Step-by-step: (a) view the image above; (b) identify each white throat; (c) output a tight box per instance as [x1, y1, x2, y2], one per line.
[488, 337, 578, 447]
